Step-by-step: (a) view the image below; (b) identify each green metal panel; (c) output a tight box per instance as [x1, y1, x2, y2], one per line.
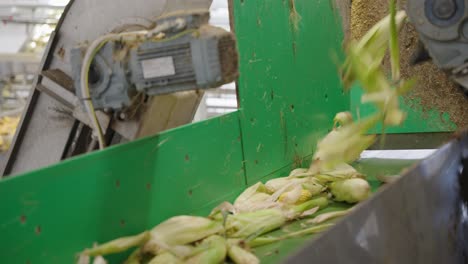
[351, 85, 457, 133]
[233, 0, 349, 184]
[0, 112, 245, 263]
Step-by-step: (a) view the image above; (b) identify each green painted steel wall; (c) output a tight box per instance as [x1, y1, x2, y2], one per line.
[233, 0, 350, 184]
[0, 112, 246, 263]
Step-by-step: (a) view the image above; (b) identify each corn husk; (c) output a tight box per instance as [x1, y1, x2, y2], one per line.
[123, 248, 142, 264]
[77, 254, 90, 264]
[288, 168, 311, 177]
[301, 180, 325, 196]
[284, 195, 329, 219]
[342, 10, 411, 127]
[265, 177, 295, 193]
[321, 163, 363, 178]
[92, 256, 107, 264]
[144, 216, 223, 254]
[83, 231, 150, 257]
[225, 208, 286, 238]
[234, 192, 277, 213]
[277, 185, 306, 205]
[234, 182, 269, 204]
[330, 178, 371, 203]
[308, 209, 352, 224]
[248, 223, 335, 248]
[227, 240, 260, 264]
[148, 251, 181, 264]
[185, 235, 227, 264]
[309, 114, 380, 173]
[333, 111, 353, 128]
[389, 0, 400, 81]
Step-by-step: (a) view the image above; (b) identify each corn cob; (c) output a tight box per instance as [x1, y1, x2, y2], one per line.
[185, 235, 227, 264]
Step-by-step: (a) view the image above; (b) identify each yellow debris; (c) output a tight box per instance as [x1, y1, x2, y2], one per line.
[0, 116, 20, 152]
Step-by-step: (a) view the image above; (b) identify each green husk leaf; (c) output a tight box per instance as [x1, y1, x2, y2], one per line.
[234, 182, 270, 205]
[82, 231, 150, 257]
[147, 251, 181, 264]
[248, 223, 334, 248]
[282, 223, 334, 239]
[92, 256, 107, 264]
[285, 195, 329, 219]
[227, 240, 260, 264]
[397, 78, 417, 95]
[185, 235, 227, 264]
[288, 168, 310, 177]
[144, 216, 223, 254]
[123, 248, 142, 264]
[333, 112, 353, 128]
[226, 208, 286, 238]
[308, 208, 352, 224]
[389, 0, 400, 81]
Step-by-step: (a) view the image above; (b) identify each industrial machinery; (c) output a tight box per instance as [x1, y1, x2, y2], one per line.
[0, 0, 238, 176]
[0, 0, 466, 263]
[408, 0, 468, 94]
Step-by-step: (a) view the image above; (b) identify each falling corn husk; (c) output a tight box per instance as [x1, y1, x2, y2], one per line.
[185, 235, 227, 264]
[309, 113, 380, 173]
[309, 209, 352, 224]
[82, 231, 150, 257]
[144, 216, 223, 254]
[349, 10, 407, 67]
[333, 111, 353, 128]
[389, 0, 400, 81]
[342, 10, 413, 127]
[330, 178, 371, 203]
[227, 239, 260, 264]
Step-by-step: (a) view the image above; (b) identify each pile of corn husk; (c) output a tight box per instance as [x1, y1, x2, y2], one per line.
[78, 2, 415, 264]
[78, 157, 365, 264]
[0, 116, 20, 152]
